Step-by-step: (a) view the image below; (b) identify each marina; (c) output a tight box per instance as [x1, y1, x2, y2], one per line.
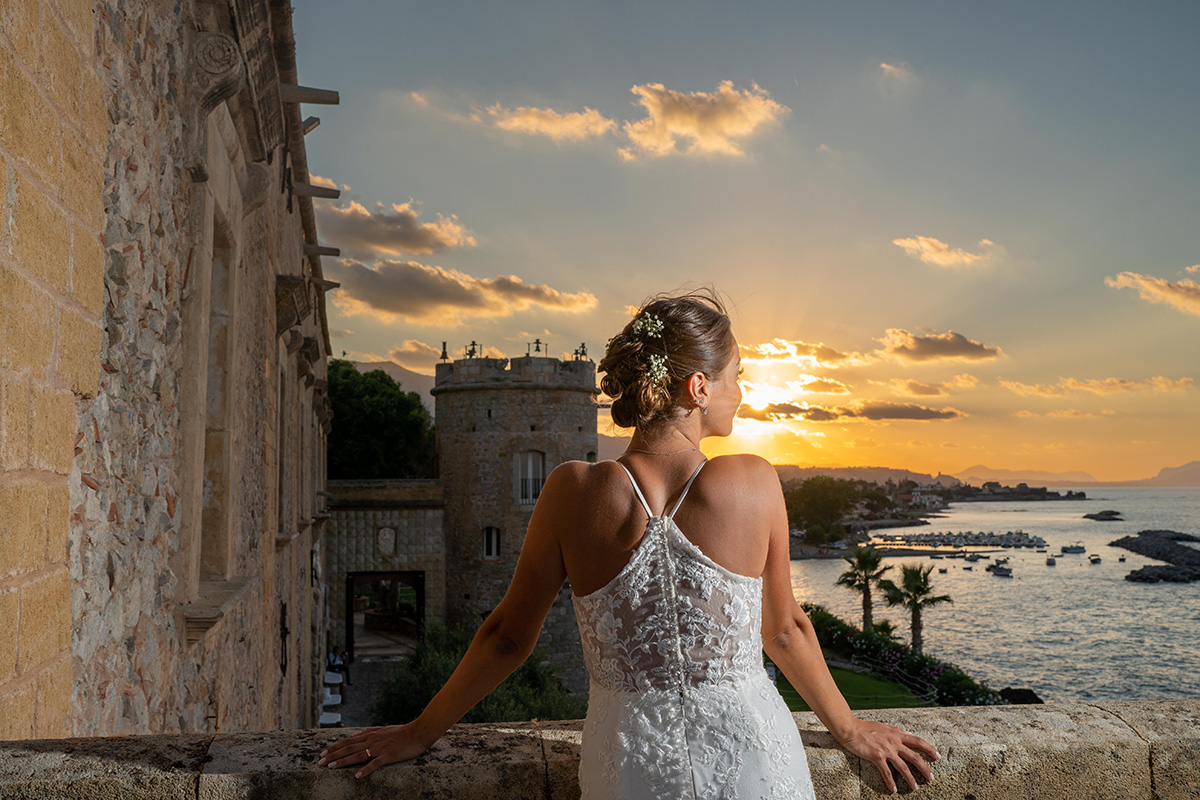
[790, 487, 1200, 703]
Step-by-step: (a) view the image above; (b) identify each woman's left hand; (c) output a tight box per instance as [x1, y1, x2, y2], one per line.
[835, 717, 939, 793]
[318, 722, 432, 779]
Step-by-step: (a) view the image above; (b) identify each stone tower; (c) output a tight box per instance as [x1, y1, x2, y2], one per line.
[432, 353, 598, 696]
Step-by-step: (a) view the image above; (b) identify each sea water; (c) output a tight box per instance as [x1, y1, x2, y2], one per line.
[788, 487, 1200, 702]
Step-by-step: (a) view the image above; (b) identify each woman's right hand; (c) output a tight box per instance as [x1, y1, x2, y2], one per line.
[834, 717, 940, 793]
[318, 722, 434, 779]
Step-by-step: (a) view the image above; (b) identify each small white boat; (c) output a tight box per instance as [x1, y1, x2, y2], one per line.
[1088, 554, 1102, 564]
[1046, 555, 1057, 566]
[992, 565, 1013, 577]
[1062, 542, 1086, 554]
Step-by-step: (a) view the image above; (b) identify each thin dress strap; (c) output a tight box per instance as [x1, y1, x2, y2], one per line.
[667, 460, 707, 519]
[614, 461, 655, 519]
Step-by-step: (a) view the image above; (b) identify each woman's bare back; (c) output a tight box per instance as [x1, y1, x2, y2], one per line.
[555, 454, 776, 597]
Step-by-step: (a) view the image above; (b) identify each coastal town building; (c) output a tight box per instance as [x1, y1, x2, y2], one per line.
[325, 353, 599, 697]
[1, 0, 334, 738]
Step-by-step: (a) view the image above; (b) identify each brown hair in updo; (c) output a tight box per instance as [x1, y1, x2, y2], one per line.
[599, 288, 736, 430]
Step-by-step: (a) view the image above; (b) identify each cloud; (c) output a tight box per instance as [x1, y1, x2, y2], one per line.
[325, 258, 598, 324]
[871, 374, 980, 396]
[387, 339, 443, 370]
[315, 199, 476, 259]
[309, 174, 351, 192]
[1016, 409, 1116, 419]
[328, 328, 354, 339]
[879, 329, 1002, 362]
[618, 81, 788, 160]
[892, 236, 1000, 267]
[1105, 271, 1200, 318]
[879, 62, 913, 81]
[741, 339, 867, 368]
[853, 401, 964, 421]
[1001, 376, 1193, 396]
[848, 437, 879, 448]
[408, 91, 483, 124]
[737, 400, 963, 423]
[791, 376, 852, 394]
[487, 104, 616, 142]
[1187, 265, 1200, 274]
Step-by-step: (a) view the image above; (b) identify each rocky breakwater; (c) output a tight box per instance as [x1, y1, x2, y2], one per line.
[1109, 530, 1200, 583]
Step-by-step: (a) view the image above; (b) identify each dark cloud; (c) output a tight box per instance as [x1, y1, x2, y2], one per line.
[738, 401, 962, 423]
[388, 339, 442, 370]
[879, 329, 1002, 362]
[315, 200, 476, 258]
[325, 259, 597, 324]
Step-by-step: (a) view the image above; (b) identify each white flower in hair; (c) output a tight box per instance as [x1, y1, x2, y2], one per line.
[632, 312, 664, 338]
[645, 353, 668, 383]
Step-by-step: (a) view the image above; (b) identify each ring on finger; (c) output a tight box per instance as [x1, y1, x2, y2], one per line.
[365, 747, 373, 759]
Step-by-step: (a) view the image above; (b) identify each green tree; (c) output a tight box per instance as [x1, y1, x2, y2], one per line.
[327, 359, 436, 479]
[878, 564, 953, 655]
[835, 546, 892, 630]
[372, 619, 586, 725]
[784, 476, 860, 541]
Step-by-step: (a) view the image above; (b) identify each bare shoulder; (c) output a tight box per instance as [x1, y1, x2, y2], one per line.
[542, 460, 628, 504]
[704, 453, 780, 482]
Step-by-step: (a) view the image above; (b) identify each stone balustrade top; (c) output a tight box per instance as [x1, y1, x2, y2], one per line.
[0, 700, 1195, 799]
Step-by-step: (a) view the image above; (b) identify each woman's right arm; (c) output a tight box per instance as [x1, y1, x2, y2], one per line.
[755, 459, 939, 793]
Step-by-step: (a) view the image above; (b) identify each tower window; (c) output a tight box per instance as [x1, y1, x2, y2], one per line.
[586, 451, 597, 463]
[516, 450, 545, 505]
[483, 527, 501, 560]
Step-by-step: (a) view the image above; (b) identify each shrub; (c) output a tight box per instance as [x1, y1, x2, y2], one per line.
[372, 619, 587, 725]
[802, 602, 1001, 706]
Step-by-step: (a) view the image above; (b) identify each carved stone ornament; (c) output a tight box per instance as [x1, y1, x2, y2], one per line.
[377, 528, 396, 556]
[194, 32, 247, 117]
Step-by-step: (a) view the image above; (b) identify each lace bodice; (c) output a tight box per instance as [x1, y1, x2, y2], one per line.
[572, 462, 764, 693]
[571, 461, 815, 799]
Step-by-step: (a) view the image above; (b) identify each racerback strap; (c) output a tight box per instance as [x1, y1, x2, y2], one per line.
[615, 460, 707, 519]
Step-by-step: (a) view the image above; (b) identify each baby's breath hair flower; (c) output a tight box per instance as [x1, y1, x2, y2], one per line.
[644, 353, 668, 383]
[632, 312, 664, 338]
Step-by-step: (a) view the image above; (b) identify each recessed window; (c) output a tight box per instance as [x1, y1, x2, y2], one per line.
[483, 526, 501, 560]
[586, 451, 597, 463]
[516, 450, 545, 505]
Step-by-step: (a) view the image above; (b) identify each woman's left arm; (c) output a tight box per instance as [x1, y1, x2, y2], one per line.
[318, 464, 576, 778]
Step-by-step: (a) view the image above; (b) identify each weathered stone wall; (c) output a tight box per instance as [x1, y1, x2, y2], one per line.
[1, 0, 332, 740]
[1, 700, 1197, 799]
[433, 356, 597, 696]
[0, 0, 106, 740]
[324, 480, 446, 654]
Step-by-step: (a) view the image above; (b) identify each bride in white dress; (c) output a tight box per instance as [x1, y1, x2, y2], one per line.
[320, 290, 940, 796]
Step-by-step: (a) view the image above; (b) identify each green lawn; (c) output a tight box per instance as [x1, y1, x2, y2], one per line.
[771, 663, 935, 712]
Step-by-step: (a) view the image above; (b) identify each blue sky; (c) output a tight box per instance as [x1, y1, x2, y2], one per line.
[293, 1, 1199, 478]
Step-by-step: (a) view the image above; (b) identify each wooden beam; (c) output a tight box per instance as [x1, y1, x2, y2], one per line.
[310, 278, 341, 291]
[280, 84, 340, 105]
[292, 182, 340, 199]
[304, 244, 341, 257]
[301, 116, 320, 134]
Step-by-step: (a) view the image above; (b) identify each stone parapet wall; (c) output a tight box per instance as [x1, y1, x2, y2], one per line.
[0, 700, 1195, 798]
[0, 0, 106, 741]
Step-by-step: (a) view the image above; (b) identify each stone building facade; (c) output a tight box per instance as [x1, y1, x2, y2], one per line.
[1, 0, 334, 739]
[326, 355, 597, 697]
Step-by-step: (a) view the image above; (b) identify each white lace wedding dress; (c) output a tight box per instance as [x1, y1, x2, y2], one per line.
[571, 461, 817, 799]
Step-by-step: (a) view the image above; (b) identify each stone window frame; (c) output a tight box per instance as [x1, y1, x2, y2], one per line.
[515, 450, 546, 506]
[482, 526, 501, 561]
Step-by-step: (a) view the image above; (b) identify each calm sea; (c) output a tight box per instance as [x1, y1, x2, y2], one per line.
[788, 487, 1200, 702]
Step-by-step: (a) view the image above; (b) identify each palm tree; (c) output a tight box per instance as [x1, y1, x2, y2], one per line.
[878, 564, 953, 655]
[836, 546, 892, 630]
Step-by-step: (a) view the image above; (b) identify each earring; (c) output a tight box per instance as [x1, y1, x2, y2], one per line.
[700, 405, 708, 415]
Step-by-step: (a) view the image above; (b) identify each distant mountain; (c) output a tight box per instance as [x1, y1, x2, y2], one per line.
[775, 465, 960, 487]
[353, 361, 435, 417]
[954, 464, 1098, 485]
[953, 461, 1200, 488]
